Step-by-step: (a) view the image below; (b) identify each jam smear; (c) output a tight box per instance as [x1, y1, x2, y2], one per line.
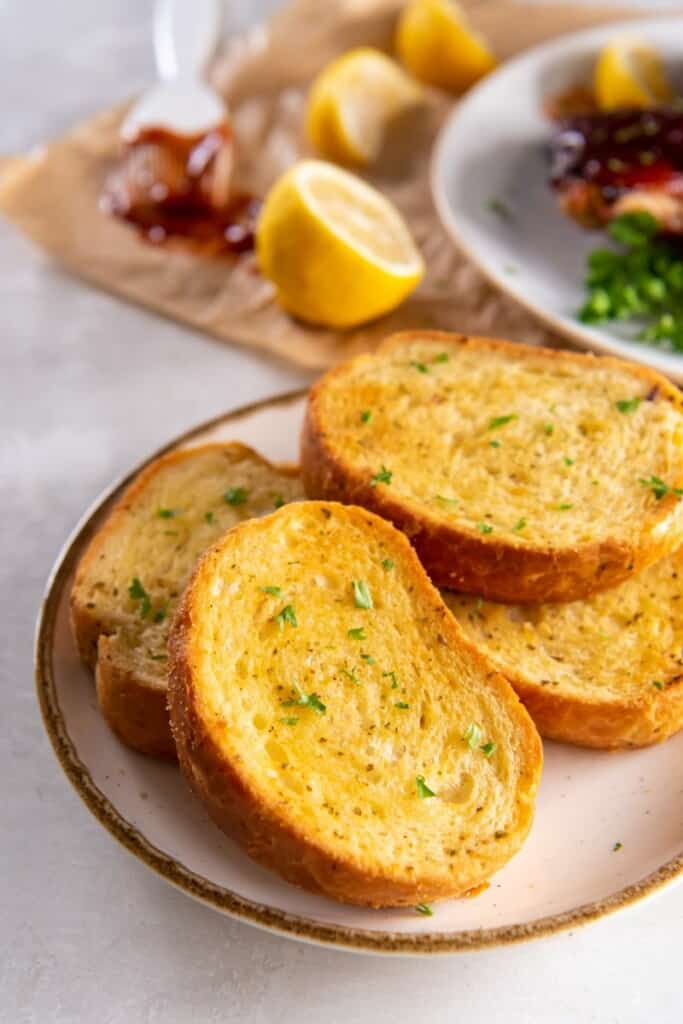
[101, 123, 260, 260]
[550, 107, 683, 202]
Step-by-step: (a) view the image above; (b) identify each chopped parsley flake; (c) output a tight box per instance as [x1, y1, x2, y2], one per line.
[416, 775, 436, 799]
[653, 680, 663, 690]
[261, 586, 283, 596]
[281, 683, 326, 715]
[563, 457, 575, 466]
[556, 503, 573, 511]
[303, 694, 326, 714]
[639, 475, 683, 501]
[395, 701, 410, 710]
[480, 742, 497, 758]
[348, 627, 366, 640]
[224, 487, 248, 506]
[462, 722, 482, 749]
[577, 212, 683, 344]
[513, 518, 526, 532]
[489, 439, 501, 448]
[613, 841, 623, 852]
[204, 511, 215, 524]
[153, 601, 168, 624]
[544, 423, 554, 436]
[274, 604, 298, 629]
[341, 667, 361, 686]
[411, 360, 429, 374]
[371, 465, 393, 487]
[360, 409, 372, 424]
[486, 197, 513, 221]
[157, 508, 180, 518]
[616, 397, 641, 414]
[128, 577, 151, 619]
[436, 494, 458, 507]
[434, 352, 449, 363]
[488, 413, 517, 431]
[383, 671, 399, 689]
[415, 903, 434, 916]
[273, 494, 285, 509]
[381, 558, 394, 571]
[352, 579, 373, 609]
[361, 652, 375, 664]
[477, 522, 493, 534]
[280, 716, 299, 726]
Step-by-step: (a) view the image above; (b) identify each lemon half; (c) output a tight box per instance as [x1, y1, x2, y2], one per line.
[257, 160, 424, 328]
[595, 36, 673, 110]
[306, 47, 422, 165]
[396, 0, 496, 94]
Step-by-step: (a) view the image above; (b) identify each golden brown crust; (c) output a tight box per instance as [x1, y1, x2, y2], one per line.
[170, 602, 462, 906]
[443, 536, 683, 750]
[95, 635, 176, 760]
[168, 501, 543, 908]
[70, 442, 302, 760]
[464, 642, 683, 750]
[71, 596, 107, 672]
[301, 330, 683, 602]
[70, 444, 263, 663]
[508, 673, 683, 749]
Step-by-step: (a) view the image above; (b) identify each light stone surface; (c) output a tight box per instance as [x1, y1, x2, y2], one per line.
[1, 1, 681, 1022]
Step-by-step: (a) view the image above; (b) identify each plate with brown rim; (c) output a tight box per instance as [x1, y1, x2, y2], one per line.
[35, 390, 683, 954]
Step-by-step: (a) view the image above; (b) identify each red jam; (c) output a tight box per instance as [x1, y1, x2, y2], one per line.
[550, 107, 683, 203]
[101, 123, 260, 259]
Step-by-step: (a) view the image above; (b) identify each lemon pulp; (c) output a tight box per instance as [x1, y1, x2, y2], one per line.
[256, 160, 424, 328]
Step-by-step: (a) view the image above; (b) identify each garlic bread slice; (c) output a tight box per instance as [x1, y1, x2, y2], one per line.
[302, 331, 683, 602]
[71, 443, 303, 758]
[168, 501, 542, 907]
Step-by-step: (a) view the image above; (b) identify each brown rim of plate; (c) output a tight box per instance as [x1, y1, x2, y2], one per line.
[34, 389, 683, 955]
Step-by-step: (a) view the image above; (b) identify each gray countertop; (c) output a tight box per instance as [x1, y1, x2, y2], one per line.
[2, 2, 681, 1022]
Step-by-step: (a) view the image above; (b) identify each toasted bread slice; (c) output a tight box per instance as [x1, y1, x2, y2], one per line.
[168, 501, 542, 907]
[301, 331, 683, 602]
[71, 444, 304, 758]
[444, 548, 683, 750]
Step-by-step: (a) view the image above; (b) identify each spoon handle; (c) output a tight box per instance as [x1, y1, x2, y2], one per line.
[154, 0, 223, 81]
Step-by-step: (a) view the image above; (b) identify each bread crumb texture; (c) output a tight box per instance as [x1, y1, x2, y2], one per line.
[308, 334, 683, 545]
[445, 548, 683, 748]
[169, 501, 542, 906]
[70, 444, 303, 756]
[302, 332, 683, 600]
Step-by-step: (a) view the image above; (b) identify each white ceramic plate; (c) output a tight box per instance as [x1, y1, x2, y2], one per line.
[432, 17, 683, 383]
[36, 393, 683, 954]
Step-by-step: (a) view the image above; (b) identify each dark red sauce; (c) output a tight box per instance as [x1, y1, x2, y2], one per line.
[101, 123, 260, 259]
[550, 107, 683, 202]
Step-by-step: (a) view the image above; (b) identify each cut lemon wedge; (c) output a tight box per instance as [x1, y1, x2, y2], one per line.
[396, 0, 496, 94]
[595, 36, 673, 110]
[256, 160, 424, 328]
[306, 47, 422, 165]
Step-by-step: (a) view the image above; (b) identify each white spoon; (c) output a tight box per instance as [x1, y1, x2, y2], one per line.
[121, 0, 226, 142]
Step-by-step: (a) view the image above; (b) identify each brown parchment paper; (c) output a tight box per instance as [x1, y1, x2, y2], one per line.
[0, 0, 650, 369]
